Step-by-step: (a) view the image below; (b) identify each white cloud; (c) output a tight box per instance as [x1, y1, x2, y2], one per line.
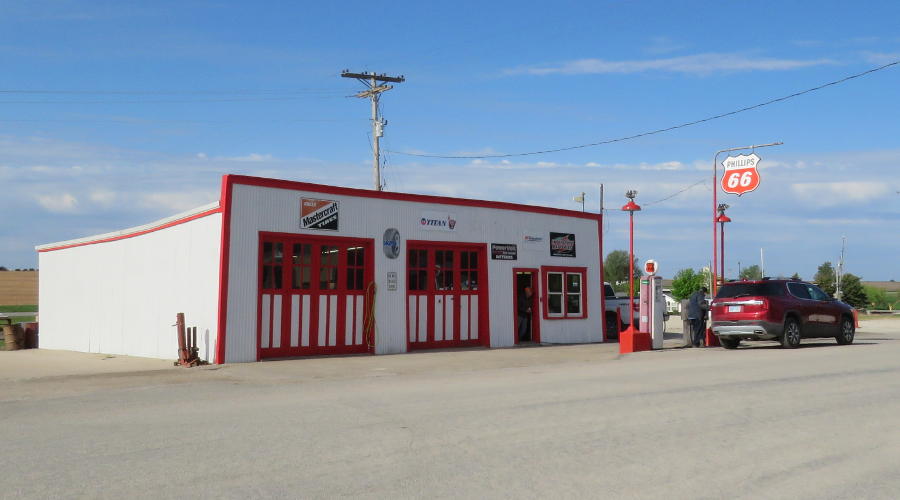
[35, 193, 79, 213]
[139, 191, 218, 212]
[790, 181, 891, 205]
[89, 189, 118, 207]
[221, 153, 275, 162]
[862, 51, 900, 65]
[505, 53, 836, 76]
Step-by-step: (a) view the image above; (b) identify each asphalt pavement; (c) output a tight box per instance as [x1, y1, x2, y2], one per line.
[2, 318, 899, 499]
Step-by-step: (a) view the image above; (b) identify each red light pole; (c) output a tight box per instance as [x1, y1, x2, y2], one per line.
[716, 204, 731, 284]
[619, 190, 650, 353]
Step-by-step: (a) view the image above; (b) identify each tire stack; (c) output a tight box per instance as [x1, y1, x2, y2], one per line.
[3, 324, 25, 351]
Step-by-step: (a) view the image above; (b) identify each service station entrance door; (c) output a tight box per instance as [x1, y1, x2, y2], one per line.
[258, 233, 374, 359]
[513, 268, 541, 344]
[406, 242, 489, 350]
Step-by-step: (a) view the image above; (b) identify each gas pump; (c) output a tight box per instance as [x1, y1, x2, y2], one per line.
[639, 260, 666, 349]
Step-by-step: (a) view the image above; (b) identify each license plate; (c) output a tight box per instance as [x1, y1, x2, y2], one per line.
[728, 305, 742, 313]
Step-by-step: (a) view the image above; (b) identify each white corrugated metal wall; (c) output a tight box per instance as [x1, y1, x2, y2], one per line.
[37, 212, 222, 360]
[224, 182, 602, 362]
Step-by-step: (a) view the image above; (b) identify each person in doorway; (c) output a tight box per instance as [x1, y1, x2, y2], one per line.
[687, 286, 710, 347]
[517, 286, 534, 342]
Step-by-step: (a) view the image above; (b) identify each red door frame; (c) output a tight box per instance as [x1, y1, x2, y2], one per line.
[406, 240, 490, 350]
[512, 268, 541, 344]
[257, 231, 375, 360]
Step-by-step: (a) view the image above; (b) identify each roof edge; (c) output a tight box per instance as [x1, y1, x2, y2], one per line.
[35, 201, 221, 252]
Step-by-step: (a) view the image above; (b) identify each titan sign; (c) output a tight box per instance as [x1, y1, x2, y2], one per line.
[721, 153, 761, 196]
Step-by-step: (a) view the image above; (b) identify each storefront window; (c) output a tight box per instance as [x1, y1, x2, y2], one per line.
[542, 267, 586, 319]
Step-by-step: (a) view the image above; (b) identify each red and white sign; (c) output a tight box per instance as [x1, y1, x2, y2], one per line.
[721, 153, 761, 196]
[644, 260, 658, 275]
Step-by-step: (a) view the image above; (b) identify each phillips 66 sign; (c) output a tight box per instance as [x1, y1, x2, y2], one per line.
[721, 153, 761, 196]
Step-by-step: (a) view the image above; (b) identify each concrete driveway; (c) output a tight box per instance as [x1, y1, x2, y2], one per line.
[2, 318, 899, 499]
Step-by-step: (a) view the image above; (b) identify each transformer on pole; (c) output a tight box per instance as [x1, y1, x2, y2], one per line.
[341, 70, 405, 191]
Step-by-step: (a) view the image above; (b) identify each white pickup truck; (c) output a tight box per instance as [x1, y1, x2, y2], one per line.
[604, 282, 640, 338]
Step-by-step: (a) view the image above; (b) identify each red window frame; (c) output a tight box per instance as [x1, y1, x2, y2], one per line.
[541, 266, 588, 320]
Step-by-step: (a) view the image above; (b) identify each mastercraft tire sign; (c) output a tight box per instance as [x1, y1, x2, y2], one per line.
[300, 198, 339, 230]
[721, 153, 761, 196]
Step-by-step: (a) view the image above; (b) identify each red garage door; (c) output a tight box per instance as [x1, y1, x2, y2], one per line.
[406, 242, 489, 350]
[258, 233, 374, 359]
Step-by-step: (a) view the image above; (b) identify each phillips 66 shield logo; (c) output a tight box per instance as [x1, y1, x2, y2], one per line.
[721, 153, 761, 196]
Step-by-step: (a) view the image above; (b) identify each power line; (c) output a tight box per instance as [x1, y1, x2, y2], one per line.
[387, 60, 900, 159]
[0, 88, 344, 95]
[0, 95, 345, 104]
[643, 178, 707, 207]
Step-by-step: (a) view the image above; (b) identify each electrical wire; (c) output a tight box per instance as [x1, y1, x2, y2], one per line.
[643, 178, 708, 207]
[386, 60, 900, 159]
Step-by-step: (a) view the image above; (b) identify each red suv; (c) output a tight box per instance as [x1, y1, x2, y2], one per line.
[711, 279, 855, 349]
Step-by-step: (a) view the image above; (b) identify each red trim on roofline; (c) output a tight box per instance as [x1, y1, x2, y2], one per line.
[215, 175, 235, 364]
[37, 207, 221, 252]
[228, 175, 600, 221]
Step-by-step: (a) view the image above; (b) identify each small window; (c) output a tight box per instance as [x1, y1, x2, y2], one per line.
[460, 250, 479, 291]
[543, 267, 587, 319]
[407, 249, 428, 291]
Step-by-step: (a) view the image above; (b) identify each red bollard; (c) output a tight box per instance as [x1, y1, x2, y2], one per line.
[853, 309, 861, 329]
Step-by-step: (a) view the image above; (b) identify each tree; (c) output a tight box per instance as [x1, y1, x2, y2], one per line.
[671, 268, 707, 301]
[839, 273, 867, 309]
[603, 250, 640, 293]
[791, 272, 801, 280]
[864, 286, 892, 310]
[0, 266, 7, 271]
[739, 264, 762, 280]
[814, 262, 836, 296]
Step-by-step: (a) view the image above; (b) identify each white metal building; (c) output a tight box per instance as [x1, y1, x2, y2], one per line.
[38, 175, 606, 363]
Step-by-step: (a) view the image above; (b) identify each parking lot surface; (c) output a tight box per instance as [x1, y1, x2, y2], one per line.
[2, 318, 899, 499]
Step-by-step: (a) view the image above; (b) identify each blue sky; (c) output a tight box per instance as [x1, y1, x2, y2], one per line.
[2, 0, 899, 280]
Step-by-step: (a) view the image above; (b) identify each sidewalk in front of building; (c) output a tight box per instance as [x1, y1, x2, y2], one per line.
[6, 317, 891, 391]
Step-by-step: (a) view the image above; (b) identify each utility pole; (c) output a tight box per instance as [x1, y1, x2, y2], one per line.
[836, 236, 846, 299]
[760, 248, 765, 278]
[341, 70, 405, 191]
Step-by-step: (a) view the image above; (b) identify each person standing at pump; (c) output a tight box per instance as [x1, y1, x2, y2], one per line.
[688, 286, 710, 347]
[517, 286, 534, 342]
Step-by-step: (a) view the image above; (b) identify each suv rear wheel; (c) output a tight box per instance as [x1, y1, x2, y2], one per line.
[836, 316, 855, 345]
[720, 337, 740, 349]
[781, 318, 802, 349]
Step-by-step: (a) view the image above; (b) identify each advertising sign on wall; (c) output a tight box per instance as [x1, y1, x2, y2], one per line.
[490, 243, 518, 260]
[383, 228, 401, 259]
[300, 198, 339, 231]
[420, 211, 457, 232]
[522, 232, 544, 250]
[549, 232, 576, 257]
